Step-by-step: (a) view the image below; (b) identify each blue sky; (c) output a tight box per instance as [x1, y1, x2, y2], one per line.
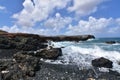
[0, 0, 120, 37]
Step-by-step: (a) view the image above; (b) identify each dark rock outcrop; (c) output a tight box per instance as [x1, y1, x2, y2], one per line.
[0, 33, 47, 50]
[35, 48, 62, 59]
[0, 60, 24, 80]
[0, 52, 41, 80]
[0, 30, 8, 34]
[13, 52, 40, 77]
[0, 31, 95, 51]
[44, 35, 95, 42]
[92, 57, 113, 68]
[105, 41, 116, 44]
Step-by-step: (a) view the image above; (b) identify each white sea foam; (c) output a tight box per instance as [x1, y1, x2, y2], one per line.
[44, 42, 120, 73]
[113, 43, 120, 45]
[86, 38, 94, 41]
[53, 41, 75, 48]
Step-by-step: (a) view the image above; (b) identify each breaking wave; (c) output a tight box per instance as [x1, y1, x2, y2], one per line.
[43, 41, 120, 73]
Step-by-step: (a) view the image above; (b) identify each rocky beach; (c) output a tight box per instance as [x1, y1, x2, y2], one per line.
[0, 30, 120, 80]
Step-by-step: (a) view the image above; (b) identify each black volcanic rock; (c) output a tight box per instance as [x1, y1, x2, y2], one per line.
[13, 52, 40, 77]
[105, 41, 116, 44]
[44, 35, 95, 42]
[92, 57, 113, 68]
[35, 48, 62, 59]
[0, 33, 47, 51]
[0, 56, 40, 80]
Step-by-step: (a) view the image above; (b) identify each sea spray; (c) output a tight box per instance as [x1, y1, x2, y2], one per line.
[43, 38, 120, 73]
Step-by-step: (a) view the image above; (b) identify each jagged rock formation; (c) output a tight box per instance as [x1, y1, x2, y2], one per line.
[92, 57, 113, 68]
[0, 30, 95, 58]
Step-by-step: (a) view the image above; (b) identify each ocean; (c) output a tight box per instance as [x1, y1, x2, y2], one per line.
[43, 38, 120, 73]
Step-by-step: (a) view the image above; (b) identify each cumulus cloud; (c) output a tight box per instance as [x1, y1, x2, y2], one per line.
[66, 16, 120, 37]
[0, 24, 64, 36]
[44, 13, 72, 32]
[68, 0, 104, 16]
[0, 25, 50, 35]
[12, 0, 70, 27]
[12, 0, 106, 27]
[1, 16, 120, 37]
[2, 0, 119, 37]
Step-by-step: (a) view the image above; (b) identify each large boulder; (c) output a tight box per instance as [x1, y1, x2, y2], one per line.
[35, 48, 62, 59]
[92, 57, 113, 68]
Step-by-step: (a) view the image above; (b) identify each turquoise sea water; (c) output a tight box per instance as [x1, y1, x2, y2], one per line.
[53, 38, 120, 51]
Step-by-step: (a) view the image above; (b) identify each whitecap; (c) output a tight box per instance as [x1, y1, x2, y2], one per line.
[44, 41, 120, 73]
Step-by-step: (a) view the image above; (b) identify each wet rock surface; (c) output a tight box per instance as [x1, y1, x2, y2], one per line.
[35, 48, 62, 59]
[1, 55, 120, 80]
[92, 57, 113, 68]
[105, 41, 116, 44]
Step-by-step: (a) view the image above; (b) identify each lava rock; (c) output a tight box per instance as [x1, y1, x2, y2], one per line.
[44, 35, 95, 42]
[13, 52, 40, 77]
[0, 60, 24, 80]
[105, 41, 116, 44]
[35, 48, 62, 59]
[92, 57, 113, 68]
[0, 32, 48, 51]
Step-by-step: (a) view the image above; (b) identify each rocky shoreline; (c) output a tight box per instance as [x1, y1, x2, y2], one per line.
[1, 58, 120, 80]
[0, 30, 120, 80]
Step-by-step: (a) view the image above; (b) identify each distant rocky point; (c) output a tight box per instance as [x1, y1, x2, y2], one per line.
[0, 30, 8, 34]
[0, 30, 95, 42]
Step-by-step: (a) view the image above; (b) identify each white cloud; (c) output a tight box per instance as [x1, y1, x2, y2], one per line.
[0, 6, 6, 12]
[66, 16, 120, 37]
[12, 0, 107, 27]
[0, 25, 62, 36]
[12, 0, 70, 27]
[2, 0, 119, 37]
[1, 16, 120, 37]
[108, 26, 120, 33]
[116, 18, 120, 25]
[0, 25, 45, 35]
[68, 0, 104, 16]
[0, 6, 6, 10]
[44, 13, 72, 32]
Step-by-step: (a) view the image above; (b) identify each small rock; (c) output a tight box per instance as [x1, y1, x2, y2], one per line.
[105, 41, 116, 44]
